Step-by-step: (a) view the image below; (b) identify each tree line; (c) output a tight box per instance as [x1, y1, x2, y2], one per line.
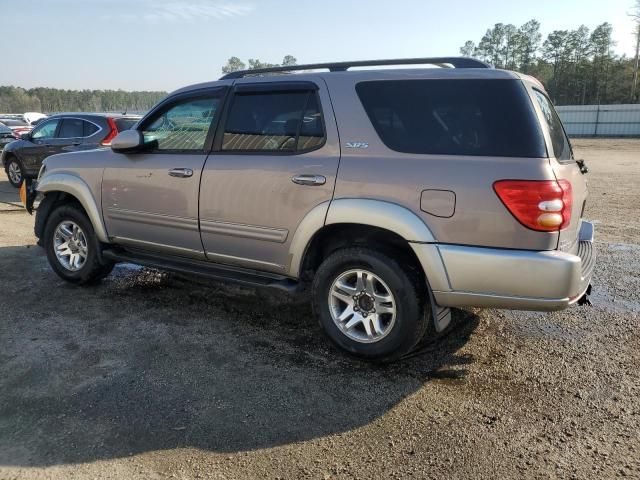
[460, 19, 640, 105]
[222, 55, 298, 74]
[0, 86, 167, 115]
[4, 18, 639, 115]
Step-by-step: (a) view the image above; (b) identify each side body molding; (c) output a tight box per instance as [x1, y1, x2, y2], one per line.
[287, 198, 451, 292]
[37, 173, 109, 243]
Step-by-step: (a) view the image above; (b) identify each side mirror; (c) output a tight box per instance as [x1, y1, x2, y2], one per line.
[111, 130, 144, 153]
[20, 133, 31, 141]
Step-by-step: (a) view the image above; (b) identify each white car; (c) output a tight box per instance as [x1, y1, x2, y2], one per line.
[23, 112, 48, 125]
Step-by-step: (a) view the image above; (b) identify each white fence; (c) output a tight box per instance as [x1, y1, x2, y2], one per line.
[556, 104, 640, 137]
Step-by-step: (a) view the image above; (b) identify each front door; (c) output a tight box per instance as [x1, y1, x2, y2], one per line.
[199, 81, 340, 274]
[49, 117, 85, 156]
[21, 118, 60, 172]
[102, 89, 226, 258]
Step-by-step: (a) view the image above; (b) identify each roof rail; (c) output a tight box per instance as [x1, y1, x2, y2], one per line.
[220, 57, 492, 80]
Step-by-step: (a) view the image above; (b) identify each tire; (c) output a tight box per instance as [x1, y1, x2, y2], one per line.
[312, 247, 430, 362]
[5, 157, 24, 188]
[43, 204, 115, 285]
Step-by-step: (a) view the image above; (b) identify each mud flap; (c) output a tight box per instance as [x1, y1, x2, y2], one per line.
[19, 178, 37, 215]
[577, 284, 593, 306]
[427, 282, 452, 333]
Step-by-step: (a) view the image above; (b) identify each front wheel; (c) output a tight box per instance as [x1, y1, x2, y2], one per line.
[43, 204, 115, 284]
[312, 247, 429, 362]
[6, 157, 24, 188]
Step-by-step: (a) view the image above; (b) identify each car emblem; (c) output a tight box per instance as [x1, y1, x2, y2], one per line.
[345, 142, 369, 149]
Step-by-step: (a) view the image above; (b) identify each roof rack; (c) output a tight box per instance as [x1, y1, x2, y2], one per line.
[220, 57, 492, 80]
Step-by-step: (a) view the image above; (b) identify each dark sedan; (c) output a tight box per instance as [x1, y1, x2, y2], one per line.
[0, 123, 18, 154]
[1, 113, 140, 187]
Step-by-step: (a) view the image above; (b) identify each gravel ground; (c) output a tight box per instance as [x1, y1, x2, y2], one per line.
[0, 138, 638, 479]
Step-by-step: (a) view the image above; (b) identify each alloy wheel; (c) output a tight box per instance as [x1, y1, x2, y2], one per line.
[8, 161, 22, 185]
[53, 221, 88, 271]
[328, 269, 397, 343]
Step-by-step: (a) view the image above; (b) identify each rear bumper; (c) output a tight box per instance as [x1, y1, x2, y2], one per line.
[412, 221, 596, 311]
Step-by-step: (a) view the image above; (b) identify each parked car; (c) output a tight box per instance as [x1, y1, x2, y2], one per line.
[0, 118, 33, 138]
[22, 57, 595, 362]
[2, 113, 140, 187]
[23, 112, 48, 125]
[0, 123, 18, 153]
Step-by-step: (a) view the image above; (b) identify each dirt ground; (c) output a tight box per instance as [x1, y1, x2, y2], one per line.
[0, 139, 639, 479]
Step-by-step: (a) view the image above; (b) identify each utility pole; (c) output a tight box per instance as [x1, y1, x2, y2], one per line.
[632, 23, 640, 102]
[632, 1, 640, 103]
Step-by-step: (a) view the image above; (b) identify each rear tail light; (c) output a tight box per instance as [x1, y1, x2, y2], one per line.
[493, 179, 572, 232]
[101, 117, 118, 146]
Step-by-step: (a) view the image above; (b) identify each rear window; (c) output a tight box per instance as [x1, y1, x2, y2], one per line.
[114, 118, 138, 131]
[533, 90, 572, 161]
[0, 119, 28, 127]
[356, 79, 545, 158]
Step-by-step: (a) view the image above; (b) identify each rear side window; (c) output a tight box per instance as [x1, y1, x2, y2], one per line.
[222, 91, 324, 152]
[533, 90, 572, 161]
[356, 79, 545, 158]
[58, 118, 84, 138]
[83, 121, 99, 137]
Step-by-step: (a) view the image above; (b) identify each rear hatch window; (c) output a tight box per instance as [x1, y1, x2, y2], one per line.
[356, 79, 546, 158]
[114, 118, 138, 131]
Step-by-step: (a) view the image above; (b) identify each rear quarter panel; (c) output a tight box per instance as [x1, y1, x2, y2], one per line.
[323, 73, 558, 251]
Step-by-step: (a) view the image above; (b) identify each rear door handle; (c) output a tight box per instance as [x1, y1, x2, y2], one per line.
[291, 174, 326, 186]
[168, 168, 194, 178]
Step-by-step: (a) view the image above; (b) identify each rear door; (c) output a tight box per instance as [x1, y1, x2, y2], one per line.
[198, 80, 340, 274]
[102, 88, 226, 258]
[531, 89, 588, 254]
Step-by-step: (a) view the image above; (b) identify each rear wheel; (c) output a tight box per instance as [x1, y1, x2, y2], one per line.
[312, 247, 429, 362]
[6, 157, 23, 188]
[44, 204, 115, 284]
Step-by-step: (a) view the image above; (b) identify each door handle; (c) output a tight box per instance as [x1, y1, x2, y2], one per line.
[291, 174, 326, 186]
[168, 168, 194, 178]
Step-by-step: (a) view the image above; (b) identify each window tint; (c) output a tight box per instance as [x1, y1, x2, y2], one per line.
[32, 119, 59, 140]
[356, 79, 546, 158]
[114, 118, 137, 132]
[222, 91, 324, 152]
[141, 96, 220, 151]
[533, 90, 572, 160]
[83, 121, 100, 137]
[58, 118, 84, 138]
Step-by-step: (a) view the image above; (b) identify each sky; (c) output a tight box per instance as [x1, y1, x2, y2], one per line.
[1, 0, 638, 92]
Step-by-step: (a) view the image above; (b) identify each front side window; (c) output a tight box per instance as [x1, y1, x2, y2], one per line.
[141, 95, 220, 151]
[222, 90, 325, 152]
[31, 119, 59, 140]
[58, 118, 84, 138]
[533, 90, 572, 161]
[356, 79, 546, 158]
